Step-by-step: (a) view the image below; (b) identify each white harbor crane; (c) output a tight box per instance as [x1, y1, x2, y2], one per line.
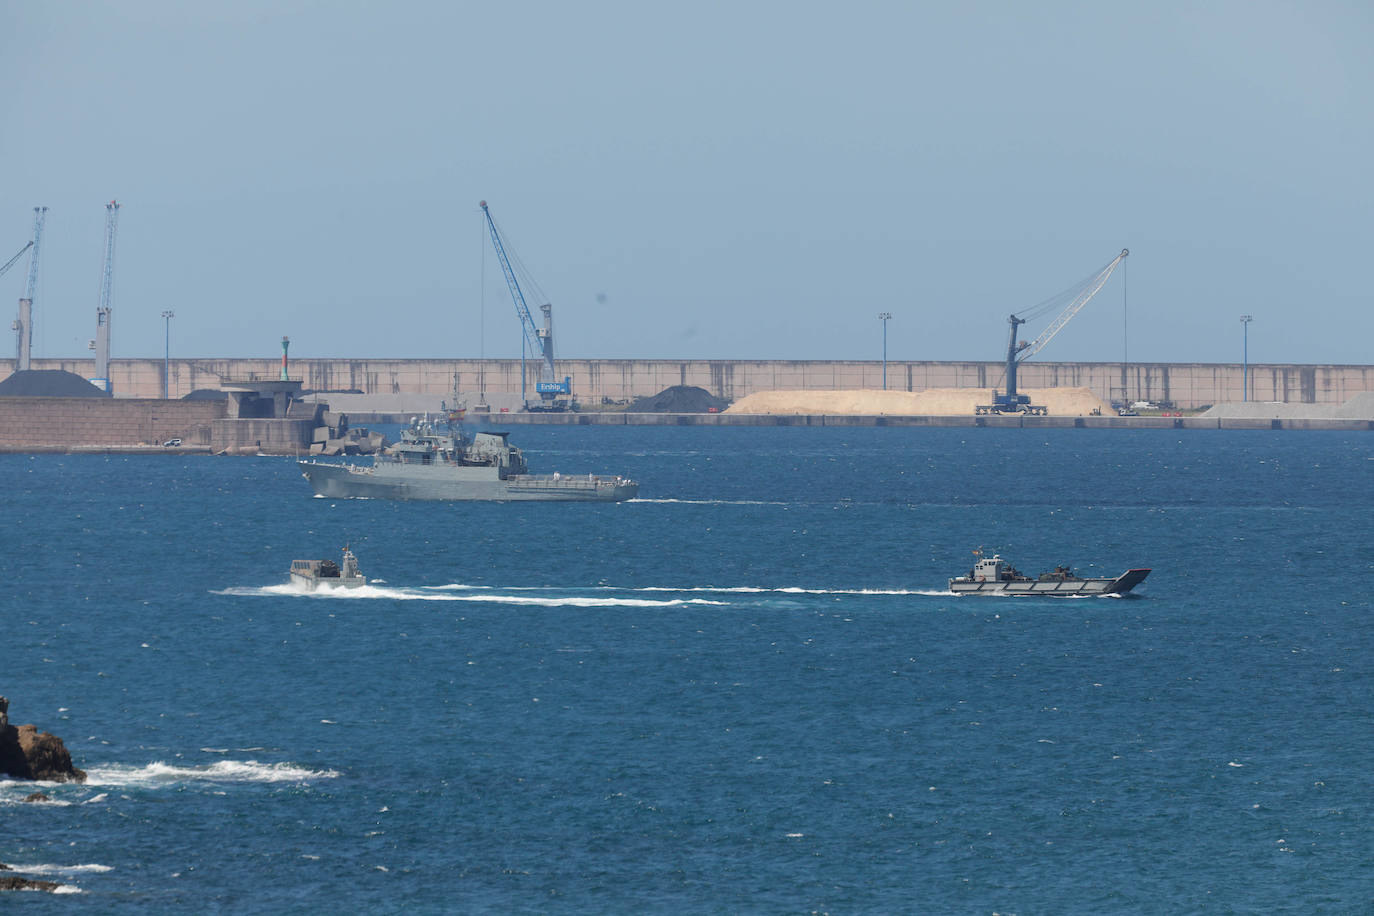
[6, 239, 35, 370]
[977, 249, 1129, 415]
[91, 200, 120, 393]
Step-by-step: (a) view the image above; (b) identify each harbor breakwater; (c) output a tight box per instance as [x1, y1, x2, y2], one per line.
[5, 357, 1374, 410]
[1, 400, 1367, 455]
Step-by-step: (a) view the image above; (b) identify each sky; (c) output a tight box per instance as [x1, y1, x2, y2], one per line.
[2, 0, 1371, 365]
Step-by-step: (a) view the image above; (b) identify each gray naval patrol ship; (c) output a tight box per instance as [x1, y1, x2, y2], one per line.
[950, 554, 1150, 596]
[300, 415, 638, 502]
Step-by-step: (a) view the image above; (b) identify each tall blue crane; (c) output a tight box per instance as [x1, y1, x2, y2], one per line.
[978, 249, 1129, 415]
[479, 200, 571, 410]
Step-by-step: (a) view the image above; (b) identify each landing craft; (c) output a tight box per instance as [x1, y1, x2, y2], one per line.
[290, 547, 366, 591]
[949, 554, 1150, 596]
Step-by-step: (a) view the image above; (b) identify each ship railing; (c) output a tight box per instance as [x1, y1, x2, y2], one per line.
[507, 474, 629, 490]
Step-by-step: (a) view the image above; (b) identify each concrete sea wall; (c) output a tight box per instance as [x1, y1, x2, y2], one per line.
[4, 358, 1373, 410]
[0, 398, 223, 450]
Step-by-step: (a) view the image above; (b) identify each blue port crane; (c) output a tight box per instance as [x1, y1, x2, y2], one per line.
[977, 249, 1129, 415]
[479, 201, 572, 411]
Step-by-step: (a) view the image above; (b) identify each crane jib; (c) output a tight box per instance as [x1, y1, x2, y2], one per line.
[1016, 249, 1129, 364]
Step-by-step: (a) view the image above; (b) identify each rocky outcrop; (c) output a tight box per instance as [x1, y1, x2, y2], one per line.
[0, 698, 86, 783]
[0, 874, 62, 892]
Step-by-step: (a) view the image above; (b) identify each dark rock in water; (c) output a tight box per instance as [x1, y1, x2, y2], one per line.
[0, 369, 111, 397]
[627, 385, 729, 413]
[0, 698, 86, 783]
[25, 791, 50, 802]
[0, 874, 62, 892]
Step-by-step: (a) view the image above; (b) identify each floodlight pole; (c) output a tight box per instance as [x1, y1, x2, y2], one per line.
[878, 312, 892, 390]
[161, 310, 175, 399]
[1240, 315, 1253, 402]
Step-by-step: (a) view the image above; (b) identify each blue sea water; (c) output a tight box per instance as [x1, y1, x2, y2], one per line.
[2, 427, 1372, 913]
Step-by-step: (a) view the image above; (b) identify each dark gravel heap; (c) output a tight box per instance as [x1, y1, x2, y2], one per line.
[0, 369, 110, 397]
[627, 385, 729, 413]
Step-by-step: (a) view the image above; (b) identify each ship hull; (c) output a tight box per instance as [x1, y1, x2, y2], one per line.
[290, 571, 365, 590]
[949, 568, 1150, 596]
[300, 460, 638, 502]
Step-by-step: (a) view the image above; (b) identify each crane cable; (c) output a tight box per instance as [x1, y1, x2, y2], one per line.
[1015, 256, 1121, 323]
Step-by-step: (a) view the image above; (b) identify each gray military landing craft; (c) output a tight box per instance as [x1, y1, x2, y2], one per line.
[290, 546, 366, 590]
[300, 415, 638, 502]
[949, 554, 1150, 596]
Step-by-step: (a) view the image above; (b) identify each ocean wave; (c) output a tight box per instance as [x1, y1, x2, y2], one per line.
[84, 760, 338, 787]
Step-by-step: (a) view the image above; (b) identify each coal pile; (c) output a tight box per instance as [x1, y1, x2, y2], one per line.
[183, 388, 228, 400]
[627, 385, 729, 413]
[0, 370, 110, 398]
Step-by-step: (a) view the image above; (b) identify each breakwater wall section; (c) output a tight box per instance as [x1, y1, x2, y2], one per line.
[4, 358, 1374, 409]
[0, 398, 224, 450]
[482, 412, 1374, 431]
[0, 398, 322, 453]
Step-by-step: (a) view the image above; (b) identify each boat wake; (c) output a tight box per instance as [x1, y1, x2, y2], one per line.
[215, 584, 727, 608]
[431, 583, 951, 597]
[84, 759, 338, 787]
[626, 497, 788, 506]
[214, 580, 979, 604]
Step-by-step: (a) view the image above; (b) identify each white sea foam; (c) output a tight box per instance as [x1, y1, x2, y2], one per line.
[626, 497, 787, 506]
[449, 583, 950, 598]
[217, 583, 726, 607]
[52, 885, 84, 894]
[84, 760, 339, 787]
[8, 863, 114, 875]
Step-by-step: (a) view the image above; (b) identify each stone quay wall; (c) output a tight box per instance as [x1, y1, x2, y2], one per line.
[0, 398, 224, 449]
[4, 358, 1374, 410]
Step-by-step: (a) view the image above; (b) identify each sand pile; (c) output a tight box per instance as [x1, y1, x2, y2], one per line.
[725, 387, 1114, 416]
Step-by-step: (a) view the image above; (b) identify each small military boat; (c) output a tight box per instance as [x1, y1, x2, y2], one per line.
[290, 547, 366, 590]
[949, 554, 1150, 596]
